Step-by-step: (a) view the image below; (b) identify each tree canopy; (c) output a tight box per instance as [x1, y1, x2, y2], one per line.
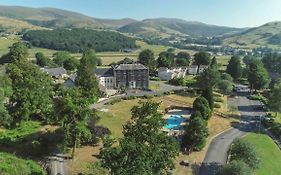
[75, 50, 100, 103]
[6, 43, 54, 123]
[268, 80, 281, 115]
[247, 59, 270, 91]
[193, 51, 211, 66]
[226, 56, 242, 81]
[182, 111, 208, 151]
[193, 96, 212, 120]
[138, 49, 156, 73]
[23, 28, 137, 53]
[197, 68, 220, 89]
[100, 101, 179, 174]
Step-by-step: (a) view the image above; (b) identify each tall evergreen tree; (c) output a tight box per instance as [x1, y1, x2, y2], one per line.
[182, 112, 208, 151]
[247, 59, 270, 92]
[75, 50, 100, 103]
[210, 56, 217, 68]
[202, 86, 214, 110]
[193, 96, 212, 120]
[226, 56, 242, 81]
[268, 80, 281, 117]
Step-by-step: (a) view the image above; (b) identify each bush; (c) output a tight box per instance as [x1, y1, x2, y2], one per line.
[217, 160, 252, 175]
[168, 77, 185, 86]
[249, 95, 268, 105]
[214, 97, 223, 103]
[214, 103, 221, 108]
[230, 139, 261, 170]
[150, 77, 161, 81]
[142, 95, 153, 99]
[92, 126, 111, 138]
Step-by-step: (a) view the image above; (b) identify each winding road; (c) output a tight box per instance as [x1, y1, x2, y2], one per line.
[198, 85, 266, 175]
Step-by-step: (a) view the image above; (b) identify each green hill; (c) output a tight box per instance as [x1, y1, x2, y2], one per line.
[0, 6, 136, 29]
[223, 21, 281, 49]
[118, 18, 244, 38]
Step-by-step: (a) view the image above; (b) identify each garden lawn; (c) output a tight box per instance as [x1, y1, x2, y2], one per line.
[241, 133, 281, 175]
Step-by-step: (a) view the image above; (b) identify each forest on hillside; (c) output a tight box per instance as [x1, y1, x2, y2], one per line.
[23, 28, 137, 52]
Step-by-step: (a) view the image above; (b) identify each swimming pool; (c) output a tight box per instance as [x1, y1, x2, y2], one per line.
[164, 115, 186, 129]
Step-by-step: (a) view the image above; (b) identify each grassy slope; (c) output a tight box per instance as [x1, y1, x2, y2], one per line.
[224, 21, 281, 49]
[0, 152, 45, 175]
[241, 133, 281, 175]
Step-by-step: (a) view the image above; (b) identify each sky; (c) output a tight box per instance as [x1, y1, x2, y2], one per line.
[0, 0, 281, 28]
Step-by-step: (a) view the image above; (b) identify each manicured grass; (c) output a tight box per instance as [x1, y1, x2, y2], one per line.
[97, 94, 195, 138]
[149, 82, 161, 91]
[241, 133, 281, 175]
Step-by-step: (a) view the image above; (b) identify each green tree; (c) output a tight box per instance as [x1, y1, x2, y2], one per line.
[53, 51, 71, 66]
[230, 139, 261, 170]
[217, 80, 233, 96]
[0, 74, 12, 127]
[63, 57, 79, 71]
[75, 50, 100, 103]
[197, 68, 220, 89]
[268, 80, 281, 117]
[217, 160, 252, 175]
[247, 59, 270, 92]
[35, 52, 50, 67]
[194, 51, 211, 66]
[54, 88, 95, 158]
[221, 73, 233, 82]
[9, 42, 29, 62]
[202, 86, 214, 110]
[138, 49, 156, 73]
[226, 56, 242, 81]
[100, 101, 179, 174]
[210, 56, 217, 68]
[176, 52, 191, 66]
[157, 51, 175, 68]
[193, 96, 212, 120]
[182, 111, 208, 151]
[6, 46, 54, 123]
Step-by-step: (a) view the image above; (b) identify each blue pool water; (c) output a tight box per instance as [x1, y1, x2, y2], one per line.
[164, 115, 186, 129]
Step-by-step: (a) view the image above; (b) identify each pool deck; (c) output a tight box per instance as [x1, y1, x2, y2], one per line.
[163, 109, 191, 119]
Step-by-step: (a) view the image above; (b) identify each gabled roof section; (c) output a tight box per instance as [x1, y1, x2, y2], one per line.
[95, 68, 114, 77]
[41, 67, 67, 77]
[113, 63, 148, 70]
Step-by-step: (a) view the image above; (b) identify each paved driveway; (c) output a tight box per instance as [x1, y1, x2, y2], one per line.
[198, 85, 265, 175]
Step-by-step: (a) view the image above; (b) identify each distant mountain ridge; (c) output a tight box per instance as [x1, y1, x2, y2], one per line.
[118, 18, 245, 38]
[0, 6, 136, 29]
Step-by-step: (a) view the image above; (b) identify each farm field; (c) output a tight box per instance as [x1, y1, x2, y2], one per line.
[241, 133, 281, 175]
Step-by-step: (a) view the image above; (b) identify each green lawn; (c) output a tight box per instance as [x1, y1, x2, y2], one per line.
[0, 35, 19, 56]
[241, 133, 281, 175]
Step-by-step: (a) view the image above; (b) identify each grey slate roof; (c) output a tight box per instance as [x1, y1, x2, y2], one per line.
[41, 67, 67, 77]
[94, 68, 114, 77]
[113, 63, 148, 70]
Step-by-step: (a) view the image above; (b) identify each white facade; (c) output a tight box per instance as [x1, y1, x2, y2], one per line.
[98, 76, 115, 89]
[158, 67, 187, 81]
[187, 65, 198, 75]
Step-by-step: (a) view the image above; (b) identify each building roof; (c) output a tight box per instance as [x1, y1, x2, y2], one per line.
[68, 73, 77, 82]
[188, 65, 198, 69]
[95, 68, 114, 77]
[41, 67, 67, 77]
[113, 63, 148, 70]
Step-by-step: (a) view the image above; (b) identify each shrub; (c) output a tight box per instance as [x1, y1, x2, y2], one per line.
[150, 77, 161, 81]
[249, 95, 268, 105]
[142, 95, 153, 99]
[168, 77, 185, 86]
[214, 97, 224, 103]
[217, 160, 252, 175]
[106, 99, 122, 105]
[214, 103, 221, 108]
[230, 139, 261, 170]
